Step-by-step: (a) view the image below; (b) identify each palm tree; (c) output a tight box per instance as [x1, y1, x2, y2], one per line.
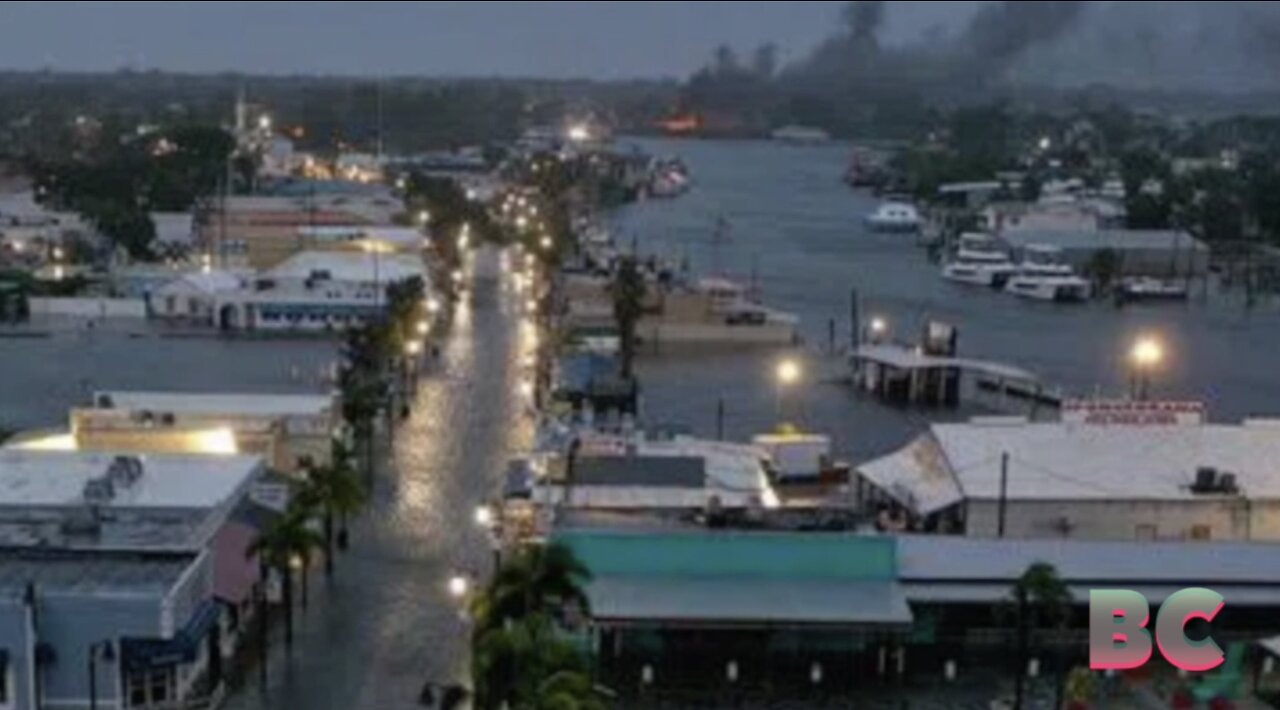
[609, 256, 646, 379]
[471, 542, 592, 635]
[1006, 562, 1072, 710]
[247, 504, 323, 646]
[298, 440, 367, 579]
[339, 360, 385, 486]
[472, 613, 604, 710]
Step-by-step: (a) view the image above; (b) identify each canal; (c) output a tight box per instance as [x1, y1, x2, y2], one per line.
[222, 247, 530, 709]
[617, 137, 1280, 461]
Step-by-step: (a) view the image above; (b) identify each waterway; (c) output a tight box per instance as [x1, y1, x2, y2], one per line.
[616, 137, 1280, 459]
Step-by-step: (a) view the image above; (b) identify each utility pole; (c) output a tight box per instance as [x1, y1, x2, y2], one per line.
[998, 452, 1009, 538]
[849, 288, 860, 349]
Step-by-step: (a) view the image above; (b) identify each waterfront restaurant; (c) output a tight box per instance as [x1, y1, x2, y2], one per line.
[856, 403, 1280, 542]
[554, 527, 1280, 701]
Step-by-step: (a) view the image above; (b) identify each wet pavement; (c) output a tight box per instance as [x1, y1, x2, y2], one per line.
[223, 247, 531, 710]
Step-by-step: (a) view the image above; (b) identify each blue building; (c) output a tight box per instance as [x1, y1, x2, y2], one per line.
[0, 549, 217, 710]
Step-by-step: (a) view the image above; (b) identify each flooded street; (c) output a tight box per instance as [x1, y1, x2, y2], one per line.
[223, 247, 530, 710]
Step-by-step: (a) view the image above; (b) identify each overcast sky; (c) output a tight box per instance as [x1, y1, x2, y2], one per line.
[0, 1, 984, 78]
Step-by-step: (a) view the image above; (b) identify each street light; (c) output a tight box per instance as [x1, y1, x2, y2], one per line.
[776, 359, 801, 386]
[427, 297, 442, 314]
[416, 320, 430, 336]
[448, 574, 470, 599]
[869, 316, 887, 338]
[540, 235, 553, 251]
[516, 215, 529, 230]
[406, 341, 422, 357]
[474, 504, 494, 528]
[775, 358, 802, 423]
[417, 210, 431, 226]
[1130, 335, 1164, 400]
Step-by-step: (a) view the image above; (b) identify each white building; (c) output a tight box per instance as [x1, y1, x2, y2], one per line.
[529, 432, 779, 511]
[152, 269, 245, 322]
[858, 402, 1280, 542]
[213, 250, 427, 332]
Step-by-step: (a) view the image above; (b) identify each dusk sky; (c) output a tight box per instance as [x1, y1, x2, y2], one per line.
[0, 1, 984, 78]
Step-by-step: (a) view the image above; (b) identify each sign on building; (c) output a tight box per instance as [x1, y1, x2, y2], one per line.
[1062, 399, 1206, 427]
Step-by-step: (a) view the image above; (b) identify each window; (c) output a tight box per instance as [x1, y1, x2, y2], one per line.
[128, 668, 174, 708]
[1190, 524, 1212, 541]
[165, 296, 176, 314]
[1135, 524, 1157, 540]
[188, 298, 200, 315]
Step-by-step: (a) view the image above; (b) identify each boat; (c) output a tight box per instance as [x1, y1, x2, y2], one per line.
[1004, 245, 1092, 302]
[771, 125, 831, 144]
[941, 233, 1017, 288]
[1116, 277, 1190, 303]
[647, 157, 691, 198]
[864, 202, 922, 233]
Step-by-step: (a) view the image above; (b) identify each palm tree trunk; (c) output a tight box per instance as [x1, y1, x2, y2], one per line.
[300, 558, 310, 611]
[283, 566, 294, 647]
[324, 509, 335, 578]
[338, 510, 350, 551]
[1014, 591, 1028, 710]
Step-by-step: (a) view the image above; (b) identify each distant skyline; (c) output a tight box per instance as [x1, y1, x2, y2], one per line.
[0, 1, 984, 79]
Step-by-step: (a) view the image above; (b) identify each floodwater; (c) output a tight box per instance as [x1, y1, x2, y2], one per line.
[222, 248, 531, 709]
[617, 137, 1280, 460]
[0, 325, 339, 431]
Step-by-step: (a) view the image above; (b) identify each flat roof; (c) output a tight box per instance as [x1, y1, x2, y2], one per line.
[267, 250, 425, 284]
[0, 550, 197, 597]
[1000, 228, 1207, 252]
[852, 344, 1038, 382]
[897, 535, 1280, 606]
[859, 419, 1280, 512]
[95, 391, 333, 418]
[574, 456, 705, 488]
[0, 450, 260, 509]
[586, 577, 912, 626]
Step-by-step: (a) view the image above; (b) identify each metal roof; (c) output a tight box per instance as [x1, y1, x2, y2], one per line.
[573, 456, 704, 488]
[555, 530, 897, 581]
[0, 550, 197, 597]
[859, 418, 1280, 511]
[96, 391, 333, 418]
[1000, 228, 1208, 252]
[586, 577, 912, 626]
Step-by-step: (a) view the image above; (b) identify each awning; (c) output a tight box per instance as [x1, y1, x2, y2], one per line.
[585, 577, 913, 628]
[122, 600, 220, 672]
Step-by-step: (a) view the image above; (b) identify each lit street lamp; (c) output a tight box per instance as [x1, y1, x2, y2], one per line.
[775, 358, 802, 423]
[416, 320, 430, 336]
[448, 574, 470, 600]
[1130, 336, 1164, 400]
[540, 235, 553, 251]
[474, 505, 494, 528]
[868, 316, 887, 342]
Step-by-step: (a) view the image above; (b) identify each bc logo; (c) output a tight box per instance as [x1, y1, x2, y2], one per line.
[1089, 588, 1225, 672]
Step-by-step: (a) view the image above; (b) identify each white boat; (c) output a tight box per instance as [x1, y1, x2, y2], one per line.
[1117, 276, 1189, 302]
[771, 125, 831, 144]
[865, 202, 922, 233]
[941, 233, 1017, 287]
[1005, 245, 1092, 302]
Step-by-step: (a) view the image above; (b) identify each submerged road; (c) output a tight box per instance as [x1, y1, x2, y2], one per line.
[224, 247, 531, 709]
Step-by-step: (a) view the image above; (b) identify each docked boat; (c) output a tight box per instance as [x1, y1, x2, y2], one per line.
[1005, 245, 1092, 302]
[865, 202, 922, 233]
[771, 125, 831, 144]
[647, 156, 691, 198]
[1116, 276, 1189, 303]
[941, 233, 1017, 288]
